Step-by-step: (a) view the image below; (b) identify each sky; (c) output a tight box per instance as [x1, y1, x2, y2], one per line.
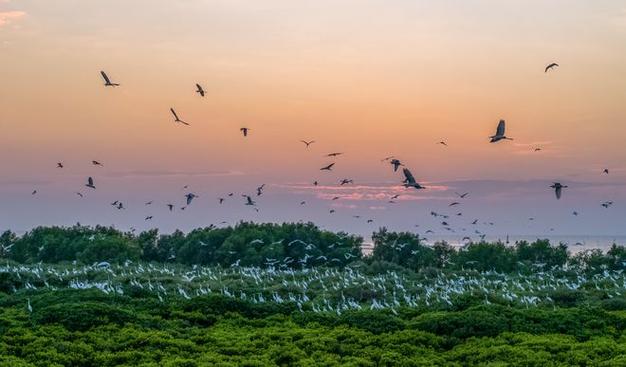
[1, 0, 626, 240]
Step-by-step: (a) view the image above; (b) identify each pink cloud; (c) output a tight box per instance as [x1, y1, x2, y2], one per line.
[275, 182, 450, 202]
[0, 10, 25, 27]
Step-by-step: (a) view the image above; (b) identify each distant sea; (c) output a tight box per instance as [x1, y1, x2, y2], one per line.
[361, 235, 626, 254]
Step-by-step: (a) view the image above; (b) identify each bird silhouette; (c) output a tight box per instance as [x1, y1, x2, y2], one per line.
[92, 160, 103, 166]
[545, 63, 559, 73]
[100, 71, 119, 87]
[300, 140, 315, 148]
[550, 182, 567, 200]
[240, 127, 249, 137]
[170, 108, 189, 126]
[57, 162, 64, 168]
[402, 168, 425, 189]
[320, 163, 335, 171]
[490, 119, 512, 143]
[326, 152, 343, 157]
[244, 195, 256, 206]
[85, 177, 96, 189]
[185, 193, 198, 205]
[390, 159, 403, 172]
[195, 83, 205, 97]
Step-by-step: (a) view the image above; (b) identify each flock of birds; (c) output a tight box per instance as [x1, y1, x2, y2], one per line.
[22, 63, 616, 247]
[10, 259, 626, 314]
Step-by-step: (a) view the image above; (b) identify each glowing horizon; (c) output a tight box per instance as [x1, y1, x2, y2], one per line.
[1, 0, 626, 237]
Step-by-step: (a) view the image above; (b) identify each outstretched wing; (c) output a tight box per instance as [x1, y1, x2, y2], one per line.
[170, 108, 179, 120]
[196, 84, 204, 96]
[100, 71, 111, 84]
[496, 119, 505, 136]
[402, 168, 416, 184]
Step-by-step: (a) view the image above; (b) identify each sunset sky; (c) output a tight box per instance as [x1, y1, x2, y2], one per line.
[1, 0, 626, 239]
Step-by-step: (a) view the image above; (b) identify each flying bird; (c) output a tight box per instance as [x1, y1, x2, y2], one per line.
[602, 201, 614, 208]
[438, 141, 448, 147]
[320, 163, 335, 171]
[545, 63, 559, 73]
[300, 140, 315, 148]
[31, 190, 37, 195]
[326, 152, 343, 157]
[100, 71, 119, 87]
[240, 127, 249, 137]
[455, 192, 469, 198]
[75, 192, 83, 198]
[145, 216, 153, 221]
[489, 119, 512, 143]
[85, 177, 96, 189]
[185, 193, 198, 205]
[170, 108, 189, 126]
[57, 162, 64, 168]
[195, 83, 205, 97]
[244, 195, 256, 206]
[549, 182, 567, 200]
[257, 184, 265, 196]
[92, 160, 103, 166]
[390, 159, 403, 172]
[167, 204, 174, 211]
[339, 179, 353, 185]
[402, 168, 425, 190]
[603, 169, 609, 174]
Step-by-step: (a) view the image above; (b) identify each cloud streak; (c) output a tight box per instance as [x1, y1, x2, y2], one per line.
[276, 182, 451, 202]
[0, 10, 25, 27]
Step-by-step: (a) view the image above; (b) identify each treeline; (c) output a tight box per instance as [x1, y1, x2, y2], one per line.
[1, 223, 625, 273]
[0, 222, 362, 268]
[370, 228, 626, 273]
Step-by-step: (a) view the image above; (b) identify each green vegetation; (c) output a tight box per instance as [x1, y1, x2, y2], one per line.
[2, 223, 626, 273]
[1, 223, 626, 365]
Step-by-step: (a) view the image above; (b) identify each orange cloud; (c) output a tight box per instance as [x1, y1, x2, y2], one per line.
[275, 182, 450, 202]
[0, 10, 25, 27]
